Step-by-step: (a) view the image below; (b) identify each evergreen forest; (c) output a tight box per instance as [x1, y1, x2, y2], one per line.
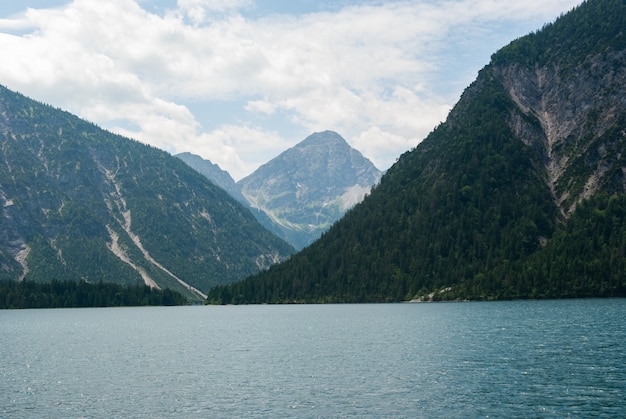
[0, 83, 293, 300]
[207, 0, 626, 304]
[0, 280, 187, 309]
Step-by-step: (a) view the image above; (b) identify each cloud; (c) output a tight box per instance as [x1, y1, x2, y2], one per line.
[353, 127, 416, 170]
[0, 0, 583, 179]
[245, 99, 276, 115]
[176, 0, 252, 24]
[179, 124, 291, 181]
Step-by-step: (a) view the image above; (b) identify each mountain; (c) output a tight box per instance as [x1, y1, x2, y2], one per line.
[175, 151, 290, 244]
[177, 131, 382, 250]
[175, 152, 247, 204]
[0, 85, 294, 301]
[237, 131, 382, 249]
[207, 0, 626, 304]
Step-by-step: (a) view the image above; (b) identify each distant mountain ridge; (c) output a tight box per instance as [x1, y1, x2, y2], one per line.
[179, 131, 382, 249]
[0, 85, 294, 300]
[175, 152, 247, 204]
[208, 0, 626, 304]
[175, 151, 290, 244]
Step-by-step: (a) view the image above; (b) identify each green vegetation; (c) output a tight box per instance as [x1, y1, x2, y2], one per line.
[0, 280, 187, 309]
[207, 74, 560, 304]
[493, 0, 626, 70]
[207, 0, 626, 304]
[493, 193, 626, 299]
[0, 83, 293, 296]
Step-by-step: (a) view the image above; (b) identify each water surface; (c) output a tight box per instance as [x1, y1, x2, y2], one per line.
[1, 299, 624, 417]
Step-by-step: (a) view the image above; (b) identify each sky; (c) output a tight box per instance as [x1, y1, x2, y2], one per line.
[0, 0, 583, 181]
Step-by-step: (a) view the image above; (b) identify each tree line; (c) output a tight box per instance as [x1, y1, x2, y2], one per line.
[0, 280, 187, 309]
[205, 0, 626, 304]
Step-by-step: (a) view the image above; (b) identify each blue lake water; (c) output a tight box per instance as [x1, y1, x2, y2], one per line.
[1, 299, 625, 418]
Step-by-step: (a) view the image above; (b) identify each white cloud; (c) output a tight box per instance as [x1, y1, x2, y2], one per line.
[181, 124, 290, 181]
[0, 0, 583, 179]
[245, 99, 276, 115]
[176, 0, 252, 24]
[353, 127, 416, 170]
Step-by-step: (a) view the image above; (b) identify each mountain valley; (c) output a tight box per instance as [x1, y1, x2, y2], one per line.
[2, 0, 625, 306]
[208, 0, 626, 303]
[179, 131, 382, 250]
[0, 86, 294, 300]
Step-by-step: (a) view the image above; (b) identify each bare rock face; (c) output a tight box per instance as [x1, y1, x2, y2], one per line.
[238, 131, 382, 249]
[207, 0, 626, 304]
[492, 49, 626, 216]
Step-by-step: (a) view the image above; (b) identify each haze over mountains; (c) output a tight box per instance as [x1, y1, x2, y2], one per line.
[0, 86, 293, 300]
[209, 0, 626, 303]
[178, 131, 382, 249]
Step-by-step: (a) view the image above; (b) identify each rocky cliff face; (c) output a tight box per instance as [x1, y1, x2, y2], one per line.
[492, 49, 626, 216]
[238, 131, 382, 249]
[207, 0, 626, 304]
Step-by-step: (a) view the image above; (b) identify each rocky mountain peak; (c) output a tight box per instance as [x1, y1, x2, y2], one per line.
[296, 130, 350, 148]
[208, 0, 626, 304]
[237, 130, 382, 249]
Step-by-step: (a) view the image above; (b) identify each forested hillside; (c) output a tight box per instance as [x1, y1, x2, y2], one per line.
[0, 85, 293, 300]
[207, 0, 626, 304]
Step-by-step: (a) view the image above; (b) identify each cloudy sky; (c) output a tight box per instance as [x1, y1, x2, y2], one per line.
[0, 0, 582, 180]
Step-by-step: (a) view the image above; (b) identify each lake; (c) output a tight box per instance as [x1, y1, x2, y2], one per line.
[1, 299, 624, 418]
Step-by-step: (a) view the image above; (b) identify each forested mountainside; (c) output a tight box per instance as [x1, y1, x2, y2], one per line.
[208, 0, 626, 304]
[238, 131, 382, 249]
[0, 85, 293, 301]
[175, 151, 291, 247]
